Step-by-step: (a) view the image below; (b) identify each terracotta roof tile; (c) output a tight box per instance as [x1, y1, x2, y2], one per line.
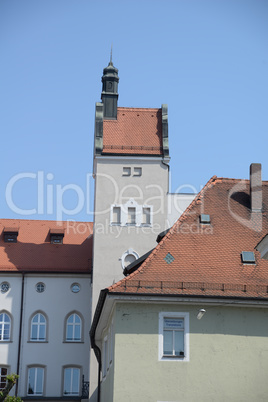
[109, 177, 268, 299]
[102, 107, 163, 155]
[0, 219, 93, 273]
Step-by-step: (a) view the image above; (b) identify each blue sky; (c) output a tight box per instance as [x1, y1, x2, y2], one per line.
[0, 0, 267, 222]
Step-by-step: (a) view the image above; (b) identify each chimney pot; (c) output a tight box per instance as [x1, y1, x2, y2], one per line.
[250, 163, 262, 212]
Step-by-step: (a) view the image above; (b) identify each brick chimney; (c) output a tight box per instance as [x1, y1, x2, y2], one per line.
[250, 163, 262, 212]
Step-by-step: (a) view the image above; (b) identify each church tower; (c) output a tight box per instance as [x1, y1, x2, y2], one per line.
[90, 59, 171, 399]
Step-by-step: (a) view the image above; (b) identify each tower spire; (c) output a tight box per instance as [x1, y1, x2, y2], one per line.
[110, 44, 113, 64]
[101, 54, 119, 119]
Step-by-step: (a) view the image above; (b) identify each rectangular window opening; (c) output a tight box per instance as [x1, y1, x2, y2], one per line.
[133, 167, 142, 177]
[163, 317, 184, 357]
[127, 207, 136, 225]
[122, 167, 131, 176]
[142, 207, 151, 225]
[200, 214, 211, 224]
[112, 206, 121, 225]
[159, 312, 189, 362]
[0, 367, 7, 390]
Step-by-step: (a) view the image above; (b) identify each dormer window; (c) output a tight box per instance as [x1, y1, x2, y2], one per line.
[50, 229, 64, 244]
[4, 228, 19, 243]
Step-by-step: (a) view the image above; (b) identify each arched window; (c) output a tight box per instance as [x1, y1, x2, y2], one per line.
[0, 313, 11, 341]
[66, 314, 81, 342]
[31, 313, 46, 341]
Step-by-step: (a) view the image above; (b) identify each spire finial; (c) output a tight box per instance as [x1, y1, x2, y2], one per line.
[110, 44, 113, 64]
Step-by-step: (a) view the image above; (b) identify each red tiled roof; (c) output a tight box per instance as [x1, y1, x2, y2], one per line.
[102, 107, 163, 155]
[0, 219, 93, 273]
[109, 177, 268, 299]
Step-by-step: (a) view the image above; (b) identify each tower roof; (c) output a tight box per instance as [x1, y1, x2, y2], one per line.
[102, 107, 163, 155]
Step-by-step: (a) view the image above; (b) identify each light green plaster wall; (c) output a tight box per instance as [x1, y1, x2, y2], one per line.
[110, 302, 268, 402]
[100, 312, 115, 402]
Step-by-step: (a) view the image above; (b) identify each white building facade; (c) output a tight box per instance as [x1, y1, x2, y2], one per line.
[0, 220, 92, 400]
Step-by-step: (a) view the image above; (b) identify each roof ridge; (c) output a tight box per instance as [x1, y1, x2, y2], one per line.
[108, 175, 218, 292]
[117, 107, 161, 111]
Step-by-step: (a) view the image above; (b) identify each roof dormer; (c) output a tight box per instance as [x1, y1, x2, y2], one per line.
[3, 227, 19, 243]
[50, 229, 65, 244]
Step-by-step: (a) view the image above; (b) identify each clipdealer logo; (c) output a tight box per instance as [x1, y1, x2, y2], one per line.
[5, 171, 200, 223]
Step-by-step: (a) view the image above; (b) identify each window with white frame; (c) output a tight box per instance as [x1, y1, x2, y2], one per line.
[66, 313, 81, 341]
[142, 207, 151, 225]
[30, 313, 46, 341]
[121, 248, 139, 270]
[112, 206, 121, 225]
[0, 313, 11, 341]
[159, 312, 189, 361]
[63, 367, 80, 396]
[127, 207, 136, 225]
[27, 367, 44, 395]
[110, 199, 152, 227]
[0, 367, 7, 390]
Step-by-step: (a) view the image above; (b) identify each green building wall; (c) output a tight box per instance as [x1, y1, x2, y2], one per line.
[101, 301, 268, 402]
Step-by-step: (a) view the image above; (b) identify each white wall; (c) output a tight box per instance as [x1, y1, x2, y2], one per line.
[0, 273, 91, 398]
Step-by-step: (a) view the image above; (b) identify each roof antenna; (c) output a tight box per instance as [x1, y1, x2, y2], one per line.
[110, 43, 113, 64]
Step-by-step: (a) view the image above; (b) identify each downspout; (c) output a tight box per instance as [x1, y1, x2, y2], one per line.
[15, 272, 25, 396]
[90, 289, 108, 402]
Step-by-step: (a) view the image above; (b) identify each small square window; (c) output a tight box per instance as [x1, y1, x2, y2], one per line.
[50, 234, 64, 244]
[133, 167, 142, 177]
[122, 167, 131, 176]
[241, 251, 255, 264]
[200, 214, 211, 224]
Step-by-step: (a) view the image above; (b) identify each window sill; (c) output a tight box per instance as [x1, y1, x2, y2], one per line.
[161, 354, 187, 361]
[28, 340, 48, 343]
[163, 354, 185, 358]
[63, 340, 84, 343]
